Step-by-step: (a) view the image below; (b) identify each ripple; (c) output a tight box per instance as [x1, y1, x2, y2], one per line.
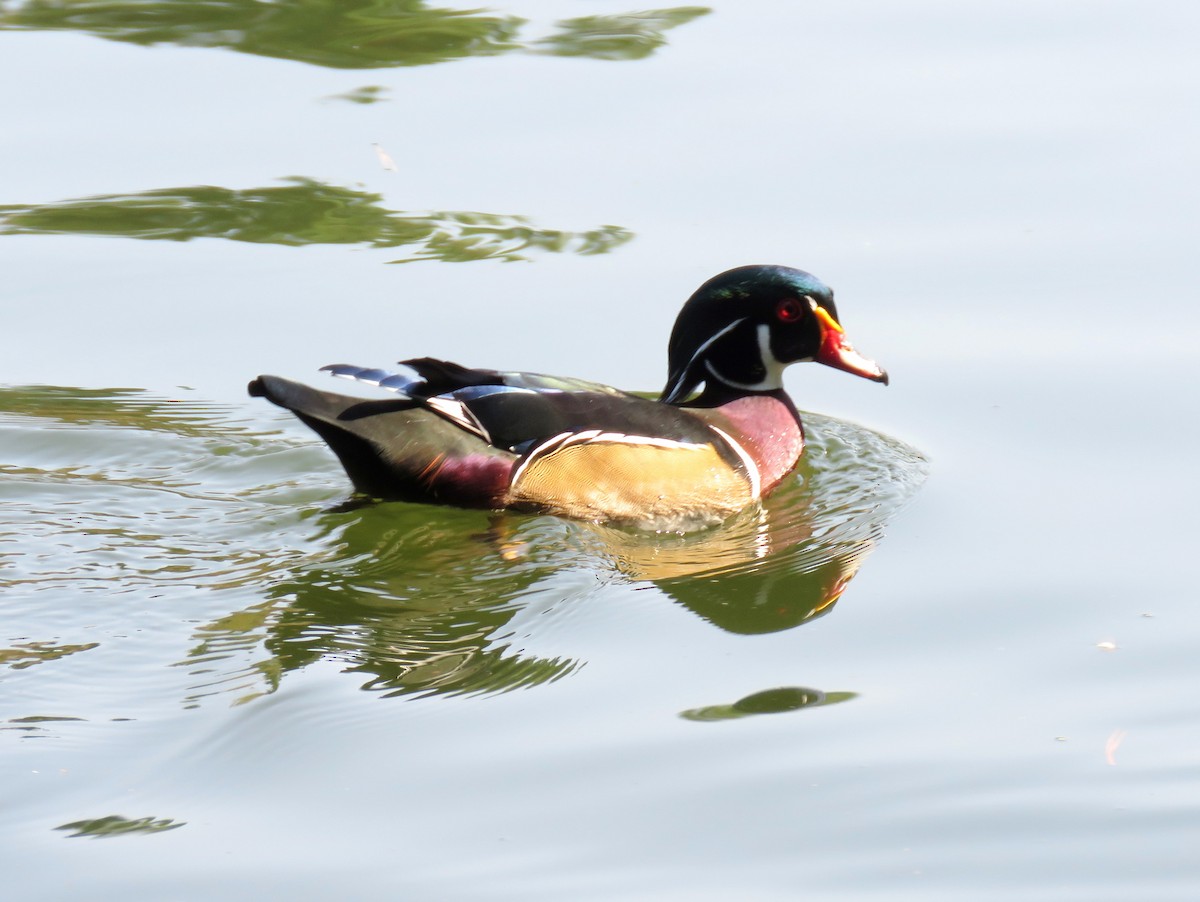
[1, 387, 927, 715]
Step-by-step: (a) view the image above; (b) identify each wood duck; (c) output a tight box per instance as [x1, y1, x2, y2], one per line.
[249, 265, 888, 529]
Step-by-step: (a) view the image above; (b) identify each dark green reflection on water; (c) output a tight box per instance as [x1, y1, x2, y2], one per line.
[324, 85, 390, 104]
[0, 178, 633, 262]
[0, 384, 243, 436]
[0, 640, 100, 670]
[680, 686, 858, 722]
[531, 8, 710, 61]
[186, 505, 585, 703]
[0, 0, 522, 68]
[55, 815, 185, 838]
[0, 1, 709, 69]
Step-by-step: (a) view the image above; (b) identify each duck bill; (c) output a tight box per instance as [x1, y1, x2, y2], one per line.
[813, 305, 889, 384]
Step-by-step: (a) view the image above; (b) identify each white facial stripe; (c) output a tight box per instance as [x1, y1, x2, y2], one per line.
[663, 316, 747, 400]
[703, 323, 785, 392]
[708, 425, 762, 500]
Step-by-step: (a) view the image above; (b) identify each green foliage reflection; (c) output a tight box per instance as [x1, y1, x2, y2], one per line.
[0, 385, 245, 436]
[324, 85, 390, 104]
[55, 815, 185, 838]
[679, 686, 858, 722]
[0, 1, 710, 69]
[532, 8, 710, 60]
[0, 178, 633, 262]
[0, 640, 100, 670]
[1, 0, 523, 68]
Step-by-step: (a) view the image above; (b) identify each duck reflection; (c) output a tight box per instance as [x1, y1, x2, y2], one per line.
[183, 413, 926, 703]
[196, 496, 862, 703]
[234, 506, 588, 701]
[572, 478, 868, 634]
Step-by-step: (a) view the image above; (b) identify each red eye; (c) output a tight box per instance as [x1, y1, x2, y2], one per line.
[775, 298, 803, 323]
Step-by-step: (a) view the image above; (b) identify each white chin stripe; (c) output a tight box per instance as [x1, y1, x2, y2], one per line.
[704, 323, 785, 392]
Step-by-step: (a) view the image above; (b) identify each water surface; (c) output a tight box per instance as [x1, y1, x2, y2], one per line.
[3, 1, 1200, 899]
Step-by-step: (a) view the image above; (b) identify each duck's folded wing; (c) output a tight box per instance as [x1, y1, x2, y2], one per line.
[453, 386, 716, 453]
[248, 375, 514, 504]
[318, 359, 701, 453]
[447, 387, 760, 524]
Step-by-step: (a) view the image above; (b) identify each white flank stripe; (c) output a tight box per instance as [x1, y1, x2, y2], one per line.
[511, 431, 574, 484]
[565, 429, 603, 444]
[708, 425, 761, 500]
[596, 433, 705, 450]
[562, 431, 705, 451]
[513, 429, 710, 485]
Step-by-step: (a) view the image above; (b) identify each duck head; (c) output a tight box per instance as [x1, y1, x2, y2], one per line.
[660, 265, 889, 404]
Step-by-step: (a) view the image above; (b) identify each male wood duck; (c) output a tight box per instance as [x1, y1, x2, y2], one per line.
[249, 265, 887, 529]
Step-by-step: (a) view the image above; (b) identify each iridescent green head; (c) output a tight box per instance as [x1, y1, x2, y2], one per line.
[661, 265, 888, 404]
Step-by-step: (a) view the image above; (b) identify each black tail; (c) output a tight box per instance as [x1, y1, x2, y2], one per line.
[250, 374, 424, 498]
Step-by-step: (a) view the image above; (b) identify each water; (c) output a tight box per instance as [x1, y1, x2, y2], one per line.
[3, 1, 1200, 899]
[0, 388, 925, 702]
[1, 387, 929, 896]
